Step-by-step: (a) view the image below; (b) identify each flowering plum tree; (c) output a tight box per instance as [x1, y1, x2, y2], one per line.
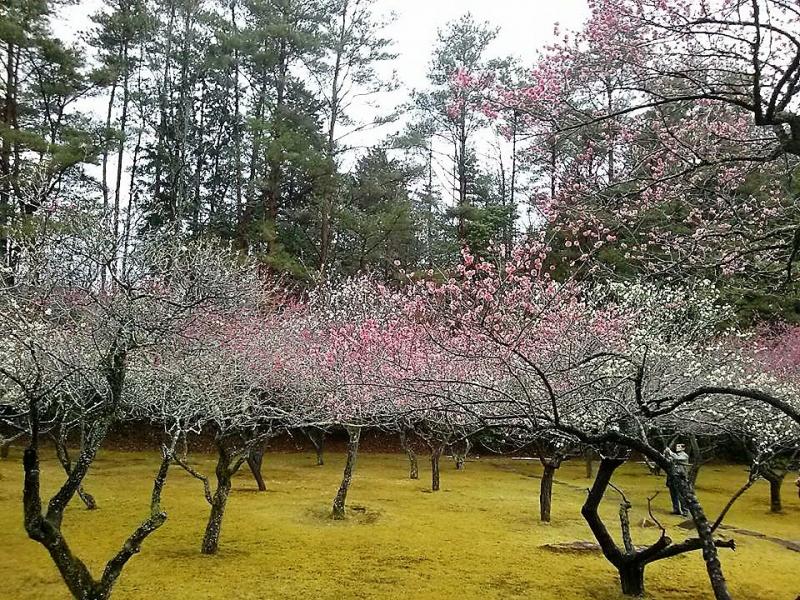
[397, 240, 793, 599]
[722, 325, 800, 510]
[476, 1, 800, 315]
[150, 289, 321, 554]
[0, 207, 258, 599]
[301, 276, 410, 519]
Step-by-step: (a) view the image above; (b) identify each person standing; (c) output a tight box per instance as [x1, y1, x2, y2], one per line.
[665, 443, 691, 516]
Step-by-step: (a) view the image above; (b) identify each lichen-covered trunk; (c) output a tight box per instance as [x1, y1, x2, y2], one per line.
[674, 472, 732, 600]
[201, 449, 233, 555]
[540, 463, 556, 522]
[431, 445, 443, 491]
[201, 482, 231, 555]
[247, 444, 266, 492]
[585, 455, 594, 479]
[53, 435, 97, 510]
[332, 427, 360, 520]
[399, 431, 418, 480]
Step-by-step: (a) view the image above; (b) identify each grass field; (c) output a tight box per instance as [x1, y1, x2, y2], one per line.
[0, 448, 798, 599]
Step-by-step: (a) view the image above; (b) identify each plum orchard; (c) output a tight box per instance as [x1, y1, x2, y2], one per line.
[1, 215, 798, 600]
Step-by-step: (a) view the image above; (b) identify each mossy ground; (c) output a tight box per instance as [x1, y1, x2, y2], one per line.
[0, 449, 797, 599]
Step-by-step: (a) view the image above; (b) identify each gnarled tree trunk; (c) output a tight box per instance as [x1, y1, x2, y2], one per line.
[247, 442, 267, 492]
[23, 406, 171, 600]
[399, 430, 418, 479]
[53, 433, 97, 510]
[672, 471, 733, 600]
[582, 458, 736, 599]
[332, 426, 360, 520]
[430, 444, 444, 491]
[762, 470, 785, 513]
[305, 427, 325, 466]
[201, 444, 234, 555]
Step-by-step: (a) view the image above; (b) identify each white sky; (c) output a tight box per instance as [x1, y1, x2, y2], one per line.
[379, 0, 589, 93]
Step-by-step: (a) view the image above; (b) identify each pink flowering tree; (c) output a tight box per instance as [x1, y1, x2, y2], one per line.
[479, 1, 800, 310]
[299, 276, 412, 518]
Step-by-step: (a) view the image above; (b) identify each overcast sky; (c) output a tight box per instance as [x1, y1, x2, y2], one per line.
[378, 0, 588, 93]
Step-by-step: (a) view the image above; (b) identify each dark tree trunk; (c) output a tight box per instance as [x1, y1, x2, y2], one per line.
[582, 458, 651, 597]
[399, 430, 418, 479]
[582, 459, 736, 600]
[247, 443, 266, 492]
[53, 434, 97, 510]
[332, 426, 360, 520]
[540, 462, 556, 522]
[431, 445, 444, 491]
[764, 471, 784, 513]
[619, 561, 645, 597]
[673, 473, 732, 600]
[305, 428, 325, 466]
[201, 447, 233, 555]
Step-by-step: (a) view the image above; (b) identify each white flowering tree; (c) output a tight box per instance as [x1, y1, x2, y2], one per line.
[0, 207, 258, 600]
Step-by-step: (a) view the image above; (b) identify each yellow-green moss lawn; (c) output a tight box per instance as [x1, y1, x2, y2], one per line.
[0, 449, 797, 599]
